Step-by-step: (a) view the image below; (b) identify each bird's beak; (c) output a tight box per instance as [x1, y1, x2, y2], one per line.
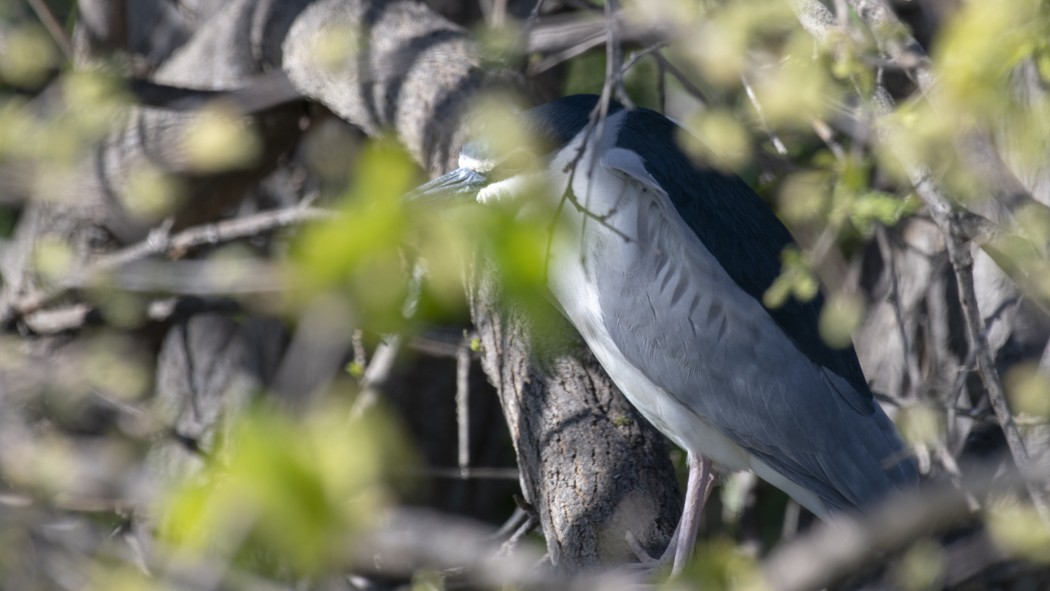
[405, 167, 487, 203]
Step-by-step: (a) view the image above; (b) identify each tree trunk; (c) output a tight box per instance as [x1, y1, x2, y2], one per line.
[468, 259, 679, 570]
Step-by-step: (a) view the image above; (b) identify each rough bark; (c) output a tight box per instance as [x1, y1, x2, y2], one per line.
[467, 261, 680, 570]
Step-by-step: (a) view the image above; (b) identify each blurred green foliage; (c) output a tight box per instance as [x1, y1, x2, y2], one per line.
[292, 139, 420, 333]
[669, 538, 762, 590]
[160, 401, 409, 577]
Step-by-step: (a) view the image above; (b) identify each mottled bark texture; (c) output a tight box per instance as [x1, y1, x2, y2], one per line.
[467, 262, 681, 569]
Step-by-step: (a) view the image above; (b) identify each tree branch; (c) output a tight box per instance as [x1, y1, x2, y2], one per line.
[27, 0, 73, 60]
[3, 205, 333, 326]
[762, 463, 1049, 591]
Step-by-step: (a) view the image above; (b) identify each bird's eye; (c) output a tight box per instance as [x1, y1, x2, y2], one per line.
[490, 149, 537, 180]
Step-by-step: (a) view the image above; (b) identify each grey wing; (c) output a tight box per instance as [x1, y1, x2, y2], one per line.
[596, 160, 916, 512]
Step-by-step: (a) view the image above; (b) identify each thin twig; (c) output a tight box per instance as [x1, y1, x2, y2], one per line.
[523, 0, 547, 31]
[604, 0, 634, 109]
[26, 0, 73, 61]
[498, 511, 540, 557]
[740, 73, 788, 156]
[349, 335, 402, 420]
[22, 296, 242, 334]
[525, 11, 664, 75]
[875, 225, 922, 400]
[561, 3, 635, 265]
[651, 52, 708, 105]
[348, 263, 424, 420]
[844, 0, 936, 92]
[811, 118, 846, 161]
[456, 332, 473, 478]
[416, 467, 520, 480]
[763, 462, 1050, 591]
[490, 507, 529, 541]
[621, 42, 668, 76]
[352, 329, 368, 370]
[1, 205, 334, 325]
[942, 225, 1049, 519]
[542, 84, 633, 279]
[935, 443, 980, 512]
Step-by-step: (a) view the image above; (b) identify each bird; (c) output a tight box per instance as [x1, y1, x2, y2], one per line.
[410, 94, 918, 572]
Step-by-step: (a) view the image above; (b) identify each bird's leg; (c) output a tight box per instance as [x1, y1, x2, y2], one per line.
[671, 452, 716, 576]
[623, 453, 717, 574]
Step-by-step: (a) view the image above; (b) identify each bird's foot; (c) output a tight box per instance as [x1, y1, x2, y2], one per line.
[618, 530, 675, 583]
[625, 530, 674, 566]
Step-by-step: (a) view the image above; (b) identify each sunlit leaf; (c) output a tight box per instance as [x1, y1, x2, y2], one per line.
[122, 164, 184, 222]
[935, 0, 1045, 114]
[987, 497, 1050, 563]
[32, 236, 75, 283]
[680, 109, 751, 172]
[291, 139, 418, 333]
[1006, 362, 1050, 418]
[896, 405, 943, 447]
[182, 105, 261, 172]
[346, 360, 365, 378]
[62, 70, 130, 138]
[893, 540, 944, 591]
[160, 400, 408, 575]
[849, 191, 918, 234]
[778, 170, 832, 225]
[672, 537, 763, 590]
[752, 33, 839, 128]
[83, 334, 150, 400]
[763, 247, 817, 309]
[818, 291, 864, 349]
[0, 24, 57, 88]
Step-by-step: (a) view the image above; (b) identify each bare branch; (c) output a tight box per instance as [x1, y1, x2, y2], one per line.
[651, 52, 708, 105]
[604, 0, 634, 109]
[762, 463, 1050, 591]
[844, 0, 936, 92]
[3, 205, 333, 326]
[27, 0, 73, 60]
[741, 73, 788, 157]
[349, 336, 404, 420]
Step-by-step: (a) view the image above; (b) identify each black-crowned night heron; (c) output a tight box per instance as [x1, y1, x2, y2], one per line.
[412, 94, 918, 572]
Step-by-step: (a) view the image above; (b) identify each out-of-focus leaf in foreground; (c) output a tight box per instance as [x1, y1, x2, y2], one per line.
[159, 401, 407, 577]
[290, 139, 419, 333]
[670, 538, 762, 591]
